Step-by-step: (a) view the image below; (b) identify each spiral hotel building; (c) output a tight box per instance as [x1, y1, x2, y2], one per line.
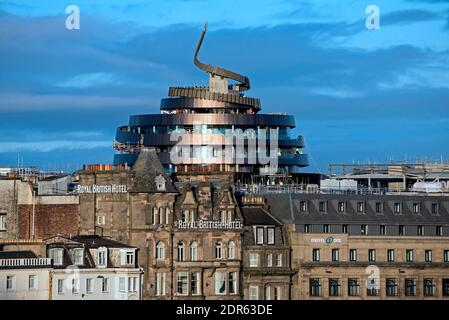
[113, 24, 308, 180]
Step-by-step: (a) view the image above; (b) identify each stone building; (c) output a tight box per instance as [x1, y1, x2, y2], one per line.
[265, 193, 449, 300]
[240, 196, 293, 300]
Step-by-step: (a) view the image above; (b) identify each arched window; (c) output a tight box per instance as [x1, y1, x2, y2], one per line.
[190, 241, 198, 261]
[228, 241, 235, 259]
[178, 241, 185, 261]
[190, 209, 195, 222]
[215, 241, 222, 260]
[156, 241, 165, 260]
[153, 208, 158, 225]
[159, 207, 164, 224]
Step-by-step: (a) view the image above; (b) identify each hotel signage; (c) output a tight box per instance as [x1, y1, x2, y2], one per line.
[177, 220, 243, 230]
[310, 236, 341, 244]
[76, 184, 128, 194]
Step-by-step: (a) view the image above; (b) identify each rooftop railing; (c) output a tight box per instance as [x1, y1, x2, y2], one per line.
[0, 258, 52, 268]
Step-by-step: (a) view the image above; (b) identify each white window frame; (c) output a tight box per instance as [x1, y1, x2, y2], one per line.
[276, 253, 283, 267]
[156, 241, 165, 260]
[28, 274, 37, 291]
[49, 248, 63, 266]
[97, 215, 106, 225]
[256, 227, 264, 245]
[119, 277, 126, 292]
[97, 247, 107, 267]
[215, 271, 226, 295]
[176, 272, 189, 296]
[102, 277, 109, 293]
[215, 241, 223, 260]
[70, 248, 84, 266]
[156, 272, 166, 296]
[86, 278, 93, 294]
[249, 253, 260, 267]
[265, 286, 271, 300]
[191, 272, 201, 296]
[6, 275, 14, 291]
[190, 241, 198, 261]
[267, 227, 275, 245]
[229, 271, 237, 295]
[228, 241, 235, 260]
[0, 214, 6, 231]
[57, 279, 64, 295]
[249, 285, 259, 300]
[121, 250, 135, 266]
[267, 253, 273, 267]
[72, 278, 80, 294]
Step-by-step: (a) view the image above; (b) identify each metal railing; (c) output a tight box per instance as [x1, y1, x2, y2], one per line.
[0, 258, 52, 267]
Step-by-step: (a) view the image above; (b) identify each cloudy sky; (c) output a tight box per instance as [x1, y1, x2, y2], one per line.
[0, 0, 448, 173]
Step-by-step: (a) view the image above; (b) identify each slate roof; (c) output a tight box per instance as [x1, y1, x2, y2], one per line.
[265, 193, 449, 225]
[130, 148, 178, 193]
[0, 250, 38, 259]
[241, 206, 282, 226]
[70, 235, 136, 249]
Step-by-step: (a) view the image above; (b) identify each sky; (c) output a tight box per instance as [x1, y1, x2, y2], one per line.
[0, 0, 448, 173]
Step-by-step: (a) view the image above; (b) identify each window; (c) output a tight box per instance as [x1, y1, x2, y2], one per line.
[229, 272, 237, 295]
[156, 241, 165, 260]
[215, 241, 222, 260]
[443, 279, 449, 296]
[387, 249, 395, 262]
[119, 277, 126, 292]
[98, 247, 107, 267]
[128, 277, 138, 293]
[178, 241, 185, 261]
[274, 286, 281, 300]
[102, 277, 109, 293]
[406, 249, 414, 262]
[249, 253, 260, 267]
[329, 278, 341, 296]
[342, 224, 348, 234]
[332, 249, 339, 262]
[299, 201, 308, 212]
[393, 202, 401, 214]
[97, 215, 106, 225]
[57, 279, 64, 294]
[337, 202, 345, 213]
[228, 241, 235, 259]
[431, 203, 439, 215]
[424, 278, 435, 296]
[191, 272, 200, 295]
[375, 202, 383, 214]
[267, 253, 273, 267]
[304, 224, 310, 233]
[349, 249, 357, 262]
[165, 208, 169, 225]
[418, 225, 424, 236]
[121, 250, 135, 265]
[49, 248, 63, 266]
[215, 272, 226, 295]
[357, 202, 365, 213]
[323, 224, 330, 233]
[380, 225, 386, 235]
[318, 201, 327, 213]
[348, 278, 360, 296]
[386, 278, 398, 296]
[309, 278, 321, 297]
[276, 254, 283, 267]
[413, 203, 421, 214]
[368, 249, 376, 262]
[176, 272, 188, 295]
[249, 285, 259, 300]
[267, 228, 275, 245]
[28, 275, 37, 290]
[265, 286, 271, 300]
[153, 207, 158, 224]
[399, 225, 406, 236]
[256, 227, 264, 245]
[312, 249, 320, 262]
[436, 226, 443, 236]
[86, 278, 93, 294]
[361, 224, 368, 235]
[72, 278, 80, 294]
[156, 272, 166, 296]
[0, 214, 7, 231]
[425, 250, 432, 262]
[366, 277, 380, 296]
[444, 250, 449, 263]
[159, 207, 164, 224]
[190, 241, 198, 261]
[405, 278, 416, 296]
[70, 248, 84, 266]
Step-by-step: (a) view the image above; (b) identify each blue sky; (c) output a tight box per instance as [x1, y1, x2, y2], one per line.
[0, 0, 448, 173]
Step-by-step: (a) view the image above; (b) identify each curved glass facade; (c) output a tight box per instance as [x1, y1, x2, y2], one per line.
[113, 27, 308, 178]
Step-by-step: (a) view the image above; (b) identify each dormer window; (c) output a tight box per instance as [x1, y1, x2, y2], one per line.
[70, 248, 84, 266]
[98, 247, 108, 267]
[49, 248, 63, 266]
[155, 174, 166, 191]
[121, 250, 135, 266]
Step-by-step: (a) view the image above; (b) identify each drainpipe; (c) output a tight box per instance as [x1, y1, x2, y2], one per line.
[31, 190, 36, 239]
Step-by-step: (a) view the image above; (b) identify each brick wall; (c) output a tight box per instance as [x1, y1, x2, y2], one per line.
[18, 204, 79, 239]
